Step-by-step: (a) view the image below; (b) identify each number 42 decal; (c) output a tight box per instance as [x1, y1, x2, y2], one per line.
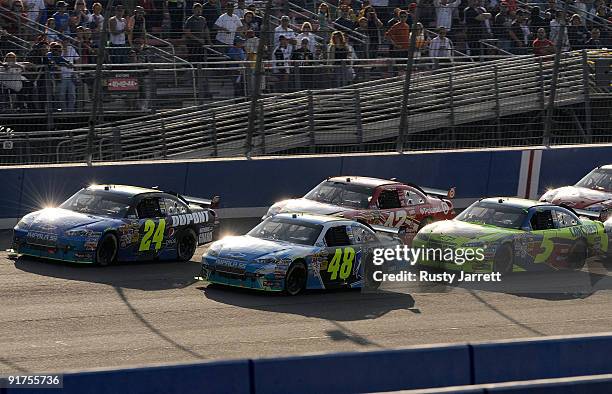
[139, 219, 166, 252]
[327, 247, 355, 280]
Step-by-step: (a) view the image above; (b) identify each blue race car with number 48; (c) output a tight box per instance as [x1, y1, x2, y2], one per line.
[199, 213, 402, 295]
[12, 184, 219, 265]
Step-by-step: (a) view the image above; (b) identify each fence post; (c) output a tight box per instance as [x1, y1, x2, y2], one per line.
[112, 127, 122, 160]
[493, 65, 501, 145]
[448, 73, 456, 147]
[581, 50, 592, 143]
[258, 102, 266, 154]
[160, 116, 168, 158]
[538, 57, 546, 111]
[307, 90, 315, 153]
[210, 110, 218, 157]
[354, 89, 364, 147]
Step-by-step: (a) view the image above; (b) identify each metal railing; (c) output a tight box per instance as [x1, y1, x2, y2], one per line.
[3, 50, 607, 165]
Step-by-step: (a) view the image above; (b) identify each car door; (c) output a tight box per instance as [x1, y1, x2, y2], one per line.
[376, 187, 407, 229]
[551, 207, 583, 267]
[319, 224, 362, 288]
[527, 208, 558, 265]
[135, 196, 167, 260]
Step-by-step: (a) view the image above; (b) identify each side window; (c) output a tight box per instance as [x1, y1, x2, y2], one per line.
[325, 225, 351, 247]
[404, 189, 425, 206]
[163, 198, 189, 216]
[137, 197, 164, 219]
[553, 210, 579, 228]
[378, 190, 402, 209]
[350, 225, 377, 244]
[530, 210, 555, 231]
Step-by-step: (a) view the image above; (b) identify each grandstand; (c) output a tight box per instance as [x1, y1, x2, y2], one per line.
[0, 0, 610, 164]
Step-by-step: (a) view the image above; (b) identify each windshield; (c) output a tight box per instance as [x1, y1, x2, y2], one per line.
[575, 168, 612, 192]
[248, 217, 322, 246]
[304, 181, 373, 209]
[456, 202, 527, 229]
[59, 189, 132, 218]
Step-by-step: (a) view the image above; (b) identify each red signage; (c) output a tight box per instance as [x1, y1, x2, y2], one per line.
[107, 77, 139, 91]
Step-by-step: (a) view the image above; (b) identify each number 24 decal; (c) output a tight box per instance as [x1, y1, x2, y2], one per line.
[139, 219, 166, 252]
[327, 247, 355, 280]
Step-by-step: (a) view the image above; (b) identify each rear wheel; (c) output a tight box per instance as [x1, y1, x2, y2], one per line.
[177, 229, 197, 262]
[568, 241, 587, 270]
[96, 233, 118, 266]
[285, 261, 307, 296]
[493, 244, 513, 275]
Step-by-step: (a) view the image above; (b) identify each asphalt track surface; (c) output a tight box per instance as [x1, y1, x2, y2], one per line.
[2, 220, 612, 375]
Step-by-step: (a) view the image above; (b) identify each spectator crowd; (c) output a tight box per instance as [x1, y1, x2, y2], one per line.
[0, 0, 610, 108]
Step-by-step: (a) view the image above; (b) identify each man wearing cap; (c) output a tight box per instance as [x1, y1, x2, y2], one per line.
[272, 34, 292, 92]
[227, 35, 246, 96]
[214, 2, 243, 51]
[53, 1, 70, 34]
[184, 3, 211, 62]
[291, 37, 314, 90]
[385, 10, 410, 58]
[129, 6, 147, 45]
[274, 16, 296, 48]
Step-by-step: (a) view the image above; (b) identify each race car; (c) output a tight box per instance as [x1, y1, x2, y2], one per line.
[413, 197, 608, 273]
[11, 184, 219, 265]
[263, 176, 455, 244]
[199, 213, 402, 295]
[539, 165, 612, 221]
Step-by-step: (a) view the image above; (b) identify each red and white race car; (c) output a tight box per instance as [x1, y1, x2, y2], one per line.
[264, 176, 456, 244]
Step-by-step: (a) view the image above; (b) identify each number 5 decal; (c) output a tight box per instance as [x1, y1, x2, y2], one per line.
[327, 247, 355, 280]
[139, 219, 166, 252]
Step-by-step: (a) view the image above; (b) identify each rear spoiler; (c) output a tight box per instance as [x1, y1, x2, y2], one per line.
[405, 183, 456, 199]
[571, 207, 603, 221]
[165, 190, 220, 209]
[370, 224, 405, 236]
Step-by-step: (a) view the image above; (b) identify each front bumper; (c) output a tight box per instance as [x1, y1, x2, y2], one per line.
[12, 229, 95, 264]
[199, 257, 284, 292]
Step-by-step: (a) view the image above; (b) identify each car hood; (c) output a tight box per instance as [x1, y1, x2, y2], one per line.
[277, 198, 348, 215]
[543, 186, 612, 209]
[418, 220, 519, 245]
[20, 208, 118, 234]
[213, 235, 312, 261]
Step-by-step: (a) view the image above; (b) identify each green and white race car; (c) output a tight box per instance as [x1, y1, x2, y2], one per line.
[413, 198, 608, 273]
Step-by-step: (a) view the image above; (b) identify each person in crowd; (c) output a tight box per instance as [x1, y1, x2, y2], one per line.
[353, 17, 370, 58]
[291, 36, 314, 90]
[202, 0, 220, 34]
[317, 2, 332, 43]
[69, 0, 91, 35]
[296, 21, 316, 53]
[214, 2, 243, 52]
[494, 2, 513, 53]
[532, 27, 555, 55]
[23, 0, 46, 25]
[385, 10, 409, 59]
[146, 0, 164, 30]
[56, 37, 79, 111]
[334, 4, 355, 33]
[108, 4, 128, 64]
[2, 1, 26, 38]
[272, 34, 292, 92]
[227, 35, 246, 97]
[549, 10, 570, 51]
[128, 6, 147, 46]
[585, 27, 603, 48]
[363, 6, 382, 58]
[544, 0, 558, 24]
[88, 3, 104, 46]
[433, 0, 462, 38]
[464, 0, 491, 57]
[244, 28, 259, 63]
[75, 25, 94, 106]
[52, 1, 70, 34]
[567, 14, 588, 50]
[274, 15, 295, 48]
[529, 6, 548, 33]
[429, 26, 453, 67]
[387, 8, 401, 27]
[508, 9, 531, 55]
[234, 0, 246, 19]
[165, 0, 185, 39]
[327, 30, 355, 87]
[184, 3, 211, 62]
[1, 52, 26, 110]
[45, 17, 60, 42]
[412, 22, 429, 60]
[240, 11, 260, 35]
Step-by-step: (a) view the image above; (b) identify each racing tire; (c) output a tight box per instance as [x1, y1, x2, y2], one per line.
[284, 261, 307, 296]
[493, 244, 513, 275]
[177, 229, 197, 262]
[96, 233, 118, 266]
[568, 241, 587, 271]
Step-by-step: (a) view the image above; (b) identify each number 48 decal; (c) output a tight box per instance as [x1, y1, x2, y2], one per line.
[139, 219, 166, 252]
[327, 247, 355, 280]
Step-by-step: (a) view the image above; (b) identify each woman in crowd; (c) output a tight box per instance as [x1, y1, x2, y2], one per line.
[567, 14, 589, 50]
[363, 6, 382, 58]
[327, 30, 356, 87]
[317, 3, 332, 44]
[296, 21, 317, 53]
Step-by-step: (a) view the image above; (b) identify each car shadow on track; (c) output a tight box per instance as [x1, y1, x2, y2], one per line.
[12, 255, 201, 291]
[198, 284, 419, 322]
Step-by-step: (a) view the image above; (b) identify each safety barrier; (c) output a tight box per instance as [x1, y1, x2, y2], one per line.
[4, 333, 612, 394]
[3, 143, 612, 228]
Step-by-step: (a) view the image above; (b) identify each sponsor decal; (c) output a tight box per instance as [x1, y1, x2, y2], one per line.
[216, 258, 247, 270]
[26, 231, 58, 244]
[171, 211, 210, 227]
[84, 241, 97, 251]
[107, 76, 139, 91]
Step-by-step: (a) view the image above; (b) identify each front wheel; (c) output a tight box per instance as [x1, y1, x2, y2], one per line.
[284, 261, 307, 296]
[96, 233, 118, 266]
[177, 229, 197, 262]
[493, 244, 513, 275]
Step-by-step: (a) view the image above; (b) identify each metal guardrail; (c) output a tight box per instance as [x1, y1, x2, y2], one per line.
[4, 49, 606, 165]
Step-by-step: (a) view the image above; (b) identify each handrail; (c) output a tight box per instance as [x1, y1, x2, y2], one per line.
[0, 4, 79, 46]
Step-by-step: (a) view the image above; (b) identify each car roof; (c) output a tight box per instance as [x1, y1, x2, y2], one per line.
[85, 184, 162, 197]
[479, 197, 554, 210]
[272, 212, 348, 225]
[326, 176, 400, 188]
[599, 164, 612, 171]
